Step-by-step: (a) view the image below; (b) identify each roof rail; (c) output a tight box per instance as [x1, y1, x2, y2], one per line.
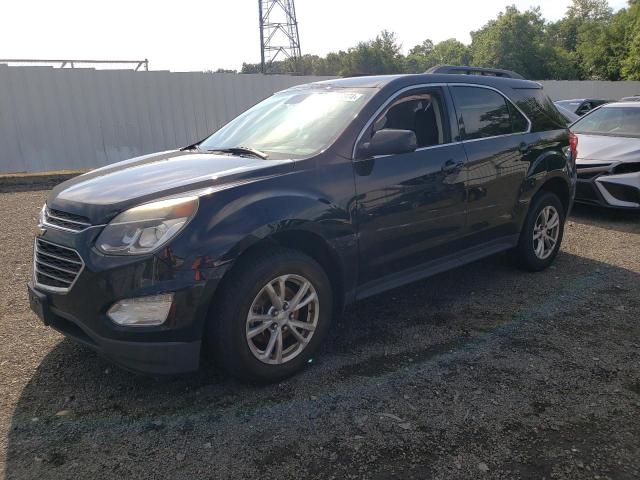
[426, 65, 525, 80]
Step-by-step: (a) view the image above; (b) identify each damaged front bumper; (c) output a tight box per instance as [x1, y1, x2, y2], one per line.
[575, 160, 640, 209]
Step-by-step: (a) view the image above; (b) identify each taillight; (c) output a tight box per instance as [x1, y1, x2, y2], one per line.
[568, 132, 578, 161]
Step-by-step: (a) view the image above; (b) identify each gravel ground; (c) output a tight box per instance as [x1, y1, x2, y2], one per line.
[1, 190, 639, 480]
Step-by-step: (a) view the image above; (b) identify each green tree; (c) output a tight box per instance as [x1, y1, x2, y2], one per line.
[543, 46, 581, 80]
[567, 0, 613, 20]
[470, 6, 552, 79]
[404, 38, 470, 73]
[431, 39, 471, 66]
[404, 39, 433, 73]
[405, 39, 436, 72]
[340, 30, 404, 76]
[620, 0, 640, 79]
[576, 18, 622, 79]
[324, 51, 346, 75]
[240, 62, 262, 74]
[408, 39, 435, 57]
[547, 0, 616, 78]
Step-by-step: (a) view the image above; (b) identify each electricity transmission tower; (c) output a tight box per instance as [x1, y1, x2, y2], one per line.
[259, 0, 302, 73]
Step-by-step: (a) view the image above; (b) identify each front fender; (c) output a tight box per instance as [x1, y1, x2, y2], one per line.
[208, 188, 351, 256]
[166, 180, 356, 277]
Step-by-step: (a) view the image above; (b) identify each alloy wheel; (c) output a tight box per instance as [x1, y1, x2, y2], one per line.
[532, 205, 560, 260]
[245, 274, 319, 365]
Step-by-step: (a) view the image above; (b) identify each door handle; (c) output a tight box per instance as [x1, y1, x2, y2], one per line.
[442, 159, 463, 173]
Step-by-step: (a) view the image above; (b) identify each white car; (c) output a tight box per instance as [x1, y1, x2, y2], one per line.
[572, 102, 640, 209]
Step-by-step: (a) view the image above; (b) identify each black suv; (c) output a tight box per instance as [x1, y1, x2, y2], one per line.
[28, 69, 576, 382]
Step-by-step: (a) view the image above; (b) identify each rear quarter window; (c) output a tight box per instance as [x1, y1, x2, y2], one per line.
[511, 89, 566, 132]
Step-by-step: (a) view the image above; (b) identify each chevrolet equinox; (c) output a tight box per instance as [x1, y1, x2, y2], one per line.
[28, 69, 577, 382]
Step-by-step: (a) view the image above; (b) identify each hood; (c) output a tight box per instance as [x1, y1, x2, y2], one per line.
[575, 134, 640, 163]
[48, 150, 294, 223]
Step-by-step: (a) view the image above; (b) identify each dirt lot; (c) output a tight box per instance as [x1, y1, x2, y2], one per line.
[1, 190, 639, 480]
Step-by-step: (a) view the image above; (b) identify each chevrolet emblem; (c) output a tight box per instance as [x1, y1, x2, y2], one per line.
[35, 226, 46, 237]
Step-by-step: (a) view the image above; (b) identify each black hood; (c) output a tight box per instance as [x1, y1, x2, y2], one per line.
[48, 150, 294, 223]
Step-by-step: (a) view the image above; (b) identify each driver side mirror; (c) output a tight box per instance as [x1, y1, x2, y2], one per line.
[357, 129, 417, 159]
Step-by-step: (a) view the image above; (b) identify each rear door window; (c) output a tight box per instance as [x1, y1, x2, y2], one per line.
[451, 86, 527, 140]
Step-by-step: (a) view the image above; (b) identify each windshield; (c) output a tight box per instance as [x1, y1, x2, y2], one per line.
[199, 88, 373, 158]
[572, 106, 640, 138]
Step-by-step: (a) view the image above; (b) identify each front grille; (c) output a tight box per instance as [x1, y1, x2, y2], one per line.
[34, 238, 83, 292]
[44, 207, 91, 232]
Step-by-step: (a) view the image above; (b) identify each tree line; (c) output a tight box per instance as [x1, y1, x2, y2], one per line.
[236, 0, 640, 80]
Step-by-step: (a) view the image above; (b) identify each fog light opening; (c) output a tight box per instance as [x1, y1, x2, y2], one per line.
[107, 293, 174, 326]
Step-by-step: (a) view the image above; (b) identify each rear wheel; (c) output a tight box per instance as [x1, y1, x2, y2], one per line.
[513, 191, 565, 271]
[208, 247, 332, 382]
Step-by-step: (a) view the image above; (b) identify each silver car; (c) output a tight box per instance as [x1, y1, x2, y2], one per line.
[572, 102, 640, 209]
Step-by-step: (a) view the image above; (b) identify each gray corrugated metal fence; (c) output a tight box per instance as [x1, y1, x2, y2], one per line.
[2, 65, 640, 174]
[0, 66, 332, 174]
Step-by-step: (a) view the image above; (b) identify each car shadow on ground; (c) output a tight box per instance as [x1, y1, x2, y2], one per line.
[5, 240, 640, 479]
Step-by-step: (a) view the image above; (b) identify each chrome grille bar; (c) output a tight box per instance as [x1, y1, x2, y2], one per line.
[35, 258, 80, 276]
[33, 238, 84, 293]
[43, 207, 92, 233]
[36, 249, 83, 266]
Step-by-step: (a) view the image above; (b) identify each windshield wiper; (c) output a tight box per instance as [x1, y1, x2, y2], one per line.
[205, 146, 269, 159]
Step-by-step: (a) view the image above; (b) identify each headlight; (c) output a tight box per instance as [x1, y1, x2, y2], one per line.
[96, 196, 199, 255]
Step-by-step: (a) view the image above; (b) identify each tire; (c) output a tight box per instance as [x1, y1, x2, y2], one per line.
[208, 247, 333, 383]
[513, 191, 565, 272]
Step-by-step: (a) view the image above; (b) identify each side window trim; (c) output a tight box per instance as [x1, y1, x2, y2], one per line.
[352, 83, 456, 160]
[447, 83, 532, 142]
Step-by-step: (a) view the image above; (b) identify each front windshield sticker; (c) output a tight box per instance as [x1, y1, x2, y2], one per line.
[338, 92, 364, 102]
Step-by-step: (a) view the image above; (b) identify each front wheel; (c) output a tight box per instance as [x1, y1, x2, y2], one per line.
[513, 191, 565, 271]
[208, 247, 333, 383]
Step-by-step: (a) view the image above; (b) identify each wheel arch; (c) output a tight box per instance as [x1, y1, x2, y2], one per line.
[270, 229, 346, 313]
[514, 168, 572, 237]
[534, 175, 572, 215]
[208, 226, 348, 327]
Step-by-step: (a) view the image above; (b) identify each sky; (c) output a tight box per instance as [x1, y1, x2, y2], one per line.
[0, 0, 629, 72]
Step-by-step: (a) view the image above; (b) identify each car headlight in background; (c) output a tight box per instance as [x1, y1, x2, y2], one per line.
[96, 196, 199, 255]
